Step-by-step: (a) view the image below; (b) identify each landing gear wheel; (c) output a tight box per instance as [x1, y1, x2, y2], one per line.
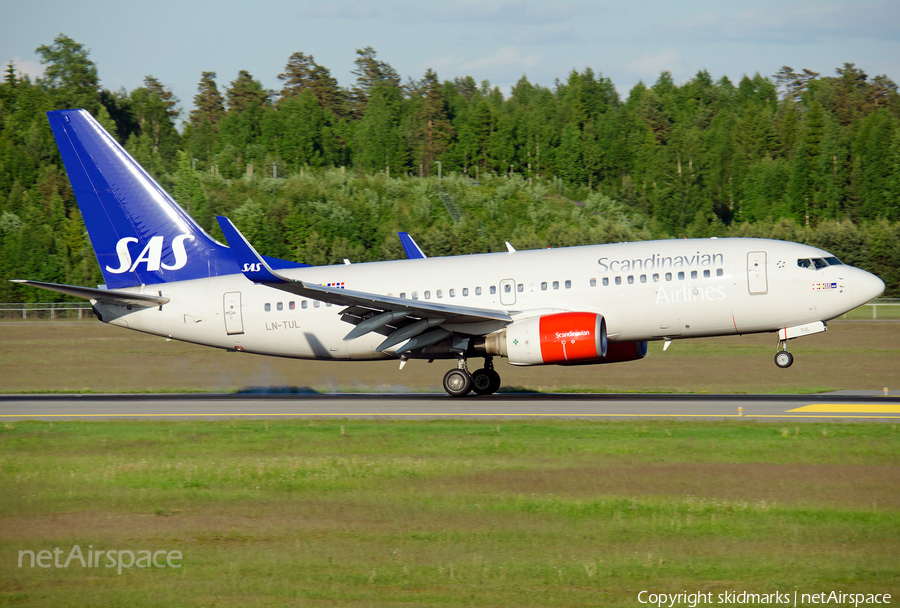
[774, 351, 794, 368]
[443, 368, 473, 397]
[471, 369, 501, 395]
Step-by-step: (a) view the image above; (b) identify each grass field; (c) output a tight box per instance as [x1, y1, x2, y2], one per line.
[1, 320, 899, 394]
[1, 419, 898, 606]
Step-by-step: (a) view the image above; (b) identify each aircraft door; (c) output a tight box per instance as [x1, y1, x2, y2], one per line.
[747, 252, 768, 294]
[224, 291, 244, 335]
[499, 279, 516, 306]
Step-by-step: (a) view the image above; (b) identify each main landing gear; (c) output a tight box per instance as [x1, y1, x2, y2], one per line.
[442, 356, 501, 397]
[774, 339, 794, 369]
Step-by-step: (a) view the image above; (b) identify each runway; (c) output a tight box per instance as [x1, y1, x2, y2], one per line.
[2, 392, 900, 421]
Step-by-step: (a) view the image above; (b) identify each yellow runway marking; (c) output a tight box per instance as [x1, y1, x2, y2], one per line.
[2, 412, 900, 419]
[788, 404, 900, 413]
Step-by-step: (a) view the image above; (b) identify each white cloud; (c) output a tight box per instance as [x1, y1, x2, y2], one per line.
[627, 48, 684, 81]
[459, 46, 542, 71]
[4, 56, 44, 80]
[299, 0, 601, 26]
[669, 2, 900, 44]
[511, 22, 579, 46]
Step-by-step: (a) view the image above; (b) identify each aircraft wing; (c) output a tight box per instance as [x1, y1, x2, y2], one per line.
[10, 280, 170, 308]
[215, 217, 511, 346]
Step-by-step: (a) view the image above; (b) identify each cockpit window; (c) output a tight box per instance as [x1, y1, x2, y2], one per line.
[799, 257, 843, 270]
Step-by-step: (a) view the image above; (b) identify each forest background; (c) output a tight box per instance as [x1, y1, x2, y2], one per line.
[1, 34, 899, 301]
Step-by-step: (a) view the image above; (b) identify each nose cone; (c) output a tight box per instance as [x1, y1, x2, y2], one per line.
[854, 268, 885, 305]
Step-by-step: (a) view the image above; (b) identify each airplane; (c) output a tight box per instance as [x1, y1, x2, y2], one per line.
[12, 109, 886, 397]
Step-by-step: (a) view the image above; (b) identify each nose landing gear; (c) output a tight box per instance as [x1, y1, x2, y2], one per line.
[774, 339, 794, 368]
[442, 355, 502, 397]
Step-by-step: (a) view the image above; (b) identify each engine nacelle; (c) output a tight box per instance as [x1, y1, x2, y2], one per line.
[559, 340, 648, 366]
[484, 312, 608, 366]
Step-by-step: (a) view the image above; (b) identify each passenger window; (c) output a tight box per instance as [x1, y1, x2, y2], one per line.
[716, 268, 724, 277]
[326, 302, 332, 307]
[436, 289, 442, 299]
[490, 286, 496, 295]
[476, 287, 482, 295]
[277, 302, 283, 311]
[615, 276, 622, 285]
[653, 273, 659, 282]
[678, 271, 685, 280]
[627, 276, 634, 284]
[590, 278, 597, 287]
[264, 303, 271, 312]
[301, 300, 308, 309]
[541, 282, 548, 290]
[602, 277, 609, 286]
[640, 275, 647, 283]
[400, 292, 406, 298]
[412, 291, 419, 300]
[690, 270, 697, 279]
[504, 284, 511, 293]
[463, 288, 469, 296]
[424, 291, 431, 299]
[449, 289, 455, 297]
[565, 280, 572, 289]
[703, 270, 710, 278]
[289, 301, 295, 310]
[665, 272, 673, 281]
[517, 283, 524, 292]
[313, 301, 320, 308]
[553, 281, 559, 290]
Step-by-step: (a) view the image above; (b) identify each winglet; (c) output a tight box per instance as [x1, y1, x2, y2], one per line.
[398, 232, 427, 259]
[216, 216, 286, 283]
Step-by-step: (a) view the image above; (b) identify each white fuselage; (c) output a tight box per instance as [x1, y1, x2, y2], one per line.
[94, 238, 881, 363]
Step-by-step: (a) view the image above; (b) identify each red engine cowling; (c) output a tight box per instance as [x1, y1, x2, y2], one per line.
[559, 340, 648, 366]
[485, 312, 608, 366]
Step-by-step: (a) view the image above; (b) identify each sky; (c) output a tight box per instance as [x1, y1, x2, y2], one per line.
[3, 0, 899, 124]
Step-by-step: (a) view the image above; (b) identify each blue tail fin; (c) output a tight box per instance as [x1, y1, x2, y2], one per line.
[398, 232, 427, 259]
[48, 109, 241, 289]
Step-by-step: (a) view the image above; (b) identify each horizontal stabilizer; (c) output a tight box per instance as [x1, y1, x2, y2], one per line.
[216, 216, 285, 283]
[10, 280, 169, 308]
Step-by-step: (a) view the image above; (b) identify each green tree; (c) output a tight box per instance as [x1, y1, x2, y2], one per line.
[348, 47, 399, 118]
[36, 34, 100, 113]
[190, 71, 225, 126]
[278, 52, 344, 115]
[354, 84, 407, 173]
[225, 70, 271, 113]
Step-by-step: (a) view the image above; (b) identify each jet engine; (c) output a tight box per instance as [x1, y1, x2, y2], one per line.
[558, 340, 648, 366]
[482, 312, 608, 365]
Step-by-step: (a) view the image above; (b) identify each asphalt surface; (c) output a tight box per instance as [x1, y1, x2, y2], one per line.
[2, 392, 900, 421]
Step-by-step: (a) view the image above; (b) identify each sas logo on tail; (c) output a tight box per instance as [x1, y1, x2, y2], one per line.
[106, 235, 194, 274]
[242, 263, 262, 272]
